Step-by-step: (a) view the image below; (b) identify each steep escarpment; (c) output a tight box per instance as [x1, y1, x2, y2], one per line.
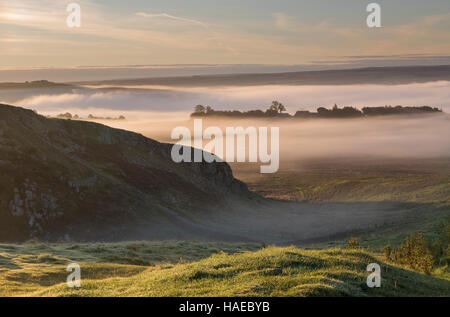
[0, 104, 251, 242]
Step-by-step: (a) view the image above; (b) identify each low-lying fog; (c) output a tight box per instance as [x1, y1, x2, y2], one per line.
[2, 83, 449, 166]
[115, 115, 450, 159]
[4, 81, 450, 115]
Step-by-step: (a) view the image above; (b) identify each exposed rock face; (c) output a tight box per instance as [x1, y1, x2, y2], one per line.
[9, 179, 60, 236]
[0, 104, 252, 242]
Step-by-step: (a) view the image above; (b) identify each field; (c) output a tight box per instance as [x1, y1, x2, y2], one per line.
[233, 158, 450, 242]
[233, 158, 450, 204]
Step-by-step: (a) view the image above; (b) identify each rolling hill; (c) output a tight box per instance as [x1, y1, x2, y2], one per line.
[0, 104, 251, 242]
[0, 242, 448, 297]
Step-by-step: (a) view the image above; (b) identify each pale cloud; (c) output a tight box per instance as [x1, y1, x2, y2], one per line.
[273, 12, 295, 31]
[136, 12, 209, 29]
[419, 12, 450, 27]
[1, 1, 240, 66]
[1, 1, 450, 66]
[135, 11, 238, 56]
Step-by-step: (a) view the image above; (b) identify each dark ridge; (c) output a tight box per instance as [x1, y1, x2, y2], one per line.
[77, 65, 450, 87]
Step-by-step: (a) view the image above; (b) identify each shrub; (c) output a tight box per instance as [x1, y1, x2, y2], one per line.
[347, 237, 361, 249]
[383, 244, 392, 261]
[391, 233, 434, 274]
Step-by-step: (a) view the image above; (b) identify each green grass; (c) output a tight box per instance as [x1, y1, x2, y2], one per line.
[0, 242, 449, 297]
[242, 172, 450, 205]
[320, 214, 449, 249]
[295, 174, 449, 204]
[0, 241, 260, 296]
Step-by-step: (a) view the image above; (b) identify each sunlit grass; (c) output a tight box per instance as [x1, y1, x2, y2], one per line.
[0, 242, 448, 297]
[242, 172, 450, 205]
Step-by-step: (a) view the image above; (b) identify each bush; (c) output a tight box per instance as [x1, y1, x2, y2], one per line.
[347, 237, 361, 249]
[383, 244, 392, 261]
[391, 233, 434, 274]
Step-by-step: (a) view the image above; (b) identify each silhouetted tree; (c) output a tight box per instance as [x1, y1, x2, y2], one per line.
[57, 112, 72, 119]
[270, 101, 286, 114]
[194, 105, 206, 114]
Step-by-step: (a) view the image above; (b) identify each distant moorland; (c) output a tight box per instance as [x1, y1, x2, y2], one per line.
[78, 65, 450, 87]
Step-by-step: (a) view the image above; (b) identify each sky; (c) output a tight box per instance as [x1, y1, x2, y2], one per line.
[1, 0, 450, 68]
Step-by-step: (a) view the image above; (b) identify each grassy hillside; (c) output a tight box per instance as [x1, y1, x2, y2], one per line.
[0, 103, 251, 242]
[0, 242, 448, 297]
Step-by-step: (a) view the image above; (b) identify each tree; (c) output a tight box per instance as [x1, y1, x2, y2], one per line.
[205, 106, 213, 114]
[57, 112, 72, 119]
[270, 101, 286, 114]
[194, 105, 206, 114]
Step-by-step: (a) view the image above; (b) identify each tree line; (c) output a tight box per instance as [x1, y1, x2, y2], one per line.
[192, 101, 287, 118]
[54, 113, 126, 120]
[191, 102, 443, 119]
